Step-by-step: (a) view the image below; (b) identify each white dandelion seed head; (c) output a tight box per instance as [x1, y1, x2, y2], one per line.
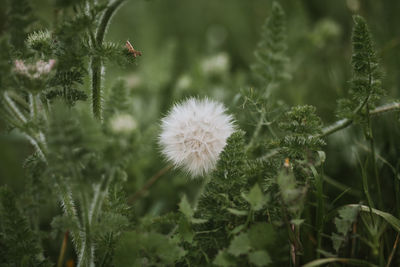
[159, 97, 234, 177]
[110, 113, 137, 134]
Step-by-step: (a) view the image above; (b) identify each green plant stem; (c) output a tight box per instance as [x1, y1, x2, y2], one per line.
[99, 232, 114, 267]
[58, 184, 82, 254]
[396, 161, 400, 218]
[320, 102, 400, 137]
[24, 132, 47, 162]
[303, 257, 378, 267]
[260, 102, 400, 169]
[29, 93, 38, 119]
[89, 169, 114, 223]
[365, 103, 383, 208]
[3, 91, 47, 161]
[91, 0, 126, 120]
[357, 154, 376, 225]
[7, 90, 29, 110]
[311, 166, 324, 259]
[79, 191, 94, 267]
[323, 175, 362, 198]
[95, 0, 126, 45]
[3, 91, 27, 124]
[245, 108, 266, 151]
[91, 56, 102, 120]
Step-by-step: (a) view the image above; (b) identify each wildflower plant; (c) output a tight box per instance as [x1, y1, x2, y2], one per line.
[1, 1, 400, 267]
[159, 98, 234, 177]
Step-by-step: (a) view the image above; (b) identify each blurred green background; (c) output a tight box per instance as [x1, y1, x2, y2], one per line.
[1, 0, 400, 219]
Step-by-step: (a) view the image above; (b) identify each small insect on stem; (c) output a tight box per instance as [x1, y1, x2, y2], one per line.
[125, 40, 142, 58]
[284, 158, 290, 168]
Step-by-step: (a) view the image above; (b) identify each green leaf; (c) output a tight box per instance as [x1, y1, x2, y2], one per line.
[114, 231, 186, 266]
[335, 205, 359, 235]
[231, 224, 246, 235]
[332, 205, 359, 252]
[213, 250, 234, 267]
[179, 195, 194, 218]
[0, 186, 51, 266]
[332, 233, 345, 252]
[227, 208, 248, 216]
[349, 204, 400, 232]
[179, 195, 207, 224]
[248, 250, 271, 267]
[243, 184, 265, 211]
[228, 232, 251, 256]
[248, 223, 276, 250]
[178, 217, 194, 243]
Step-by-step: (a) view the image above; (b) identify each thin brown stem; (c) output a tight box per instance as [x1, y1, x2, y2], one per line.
[57, 231, 69, 267]
[128, 164, 173, 204]
[386, 233, 399, 267]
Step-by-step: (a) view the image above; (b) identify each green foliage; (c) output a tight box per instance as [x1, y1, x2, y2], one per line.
[1, 1, 400, 266]
[0, 37, 12, 92]
[252, 1, 290, 91]
[213, 222, 277, 267]
[196, 131, 248, 221]
[277, 170, 307, 216]
[332, 205, 359, 252]
[0, 186, 52, 266]
[185, 131, 248, 263]
[114, 231, 186, 267]
[278, 105, 325, 159]
[26, 30, 53, 55]
[7, 0, 35, 51]
[104, 79, 130, 120]
[337, 15, 384, 121]
[46, 104, 104, 183]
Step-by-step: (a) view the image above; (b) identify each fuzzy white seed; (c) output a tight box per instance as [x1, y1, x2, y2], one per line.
[159, 98, 234, 177]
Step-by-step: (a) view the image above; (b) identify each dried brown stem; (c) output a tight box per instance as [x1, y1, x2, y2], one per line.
[57, 231, 69, 267]
[128, 164, 173, 204]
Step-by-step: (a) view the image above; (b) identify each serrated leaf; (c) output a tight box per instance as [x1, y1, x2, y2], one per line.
[248, 250, 271, 267]
[228, 232, 251, 256]
[243, 184, 265, 211]
[331, 232, 345, 252]
[231, 224, 246, 235]
[335, 205, 359, 235]
[178, 217, 194, 243]
[179, 195, 194, 218]
[114, 231, 186, 266]
[248, 223, 276, 250]
[214, 250, 234, 267]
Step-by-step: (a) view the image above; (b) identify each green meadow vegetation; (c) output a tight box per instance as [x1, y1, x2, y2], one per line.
[1, 0, 400, 266]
